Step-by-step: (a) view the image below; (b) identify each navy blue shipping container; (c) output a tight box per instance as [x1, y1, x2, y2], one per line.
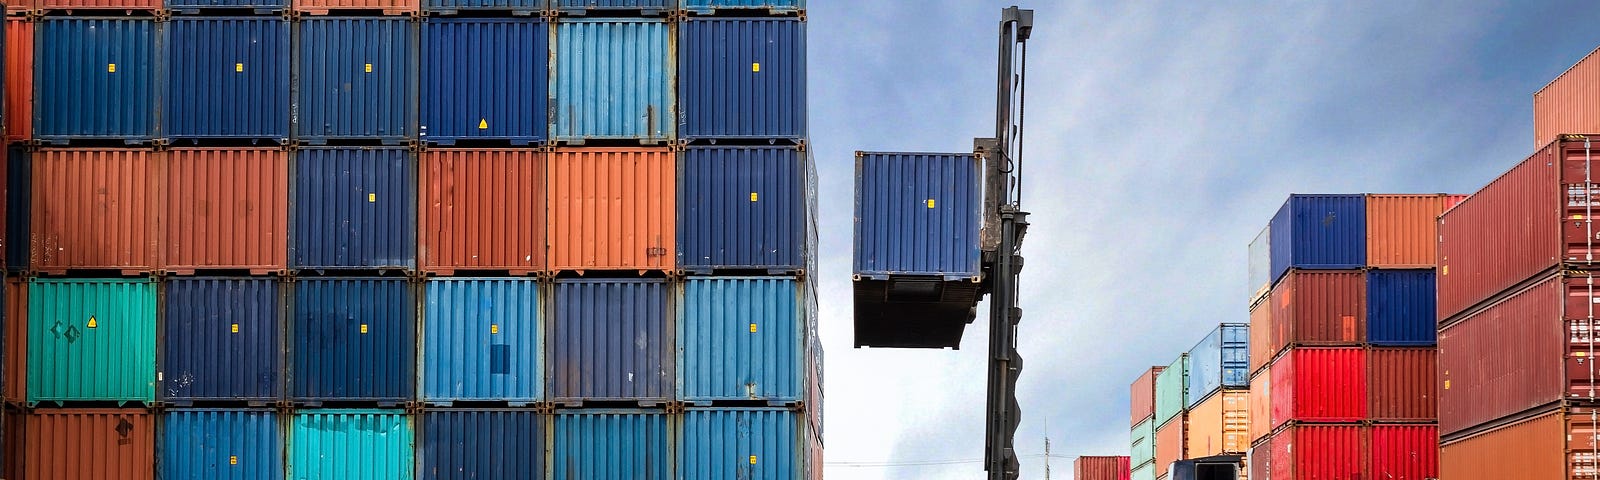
[681, 0, 803, 14]
[1366, 269, 1437, 345]
[35, 18, 159, 143]
[6, 145, 29, 272]
[160, 409, 283, 480]
[554, 0, 671, 14]
[290, 278, 416, 403]
[162, 278, 283, 404]
[1184, 323, 1248, 408]
[549, 279, 672, 403]
[853, 152, 982, 279]
[291, 147, 417, 270]
[679, 18, 806, 141]
[420, 18, 548, 145]
[166, 18, 290, 142]
[420, 410, 544, 480]
[167, 0, 288, 13]
[679, 146, 805, 272]
[551, 410, 670, 480]
[1268, 194, 1366, 283]
[681, 408, 803, 479]
[296, 18, 417, 144]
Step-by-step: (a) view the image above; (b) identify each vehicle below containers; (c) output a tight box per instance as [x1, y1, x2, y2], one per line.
[1185, 323, 1247, 408]
[160, 409, 282, 480]
[1440, 405, 1595, 480]
[1367, 347, 1436, 422]
[418, 149, 545, 275]
[35, 18, 159, 143]
[1267, 424, 1364, 480]
[1130, 365, 1164, 427]
[1185, 390, 1248, 458]
[31, 149, 159, 274]
[6, 18, 32, 143]
[679, 146, 807, 273]
[679, 277, 802, 403]
[28, 278, 157, 406]
[289, 410, 414, 480]
[1269, 270, 1365, 354]
[18, 409, 154, 480]
[164, 148, 289, 274]
[551, 409, 671, 480]
[161, 278, 282, 404]
[1534, 47, 1600, 147]
[552, 18, 674, 143]
[295, 18, 417, 143]
[679, 18, 807, 141]
[1154, 354, 1188, 428]
[1365, 269, 1436, 345]
[1365, 194, 1453, 268]
[1154, 413, 1186, 478]
[422, 278, 541, 404]
[419, 409, 543, 480]
[164, 17, 290, 142]
[548, 278, 672, 404]
[1269, 347, 1366, 428]
[420, 18, 548, 145]
[546, 148, 675, 273]
[291, 147, 417, 271]
[290, 278, 416, 404]
[1073, 456, 1131, 480]
[681, 408, 805, 479]
[1267, 194, 1366, 284]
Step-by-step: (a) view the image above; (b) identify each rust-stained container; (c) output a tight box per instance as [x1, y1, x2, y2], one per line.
[1186, 389, 1249, 457]
[1074, 456, 1131, 480]
[1248, 436, 1269, 480]
[1248, 371, 1270, 445]
[1269, 270, 1364, 354]
[36, 0, 158, 10]
[1534, 47, 1600, 147]
[5, 18, 32, 143]
[1269, 347, 1366, 428]
[1130, 366, 1163, 427]
[19, 409, 154, 480]
[1248, 300, 1272, 375]
[1268, 424, 1365, 480]
[419, 149, 545, 275]
[547, 147, 674, 274]
[2, 278, 24, 403]
[164, 148, 288, 274]
[294, 0, 415, 15]
[1440, 405, 1596, 480]
[1368, 347, 1436, 422]
[1366, 194, 1448, 268]
[1154, 414, 1185, 479]
[1370, 424, 1437, 480]
[31, 149, 159, 274]
[6, 0, 31, 14]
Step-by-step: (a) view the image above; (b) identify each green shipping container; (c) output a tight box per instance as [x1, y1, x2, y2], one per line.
[1133, 461, 1156, 480]
[1131, 417, 1155, 466]
[1154, 354, 1188, 428]
[27, 278, 157, 405]
[290, 410, 414, 480]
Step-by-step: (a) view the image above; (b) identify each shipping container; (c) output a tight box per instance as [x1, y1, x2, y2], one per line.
[1130, 366, 1163, 427]
[1246, 371, 1269, 444]
[1155, 354, 1188, 428]
[679, 146, 807, 273]
[289, 410, 414, 480]
[165, 18, 291, 142]
[1131, 417, 1155, 467]
[549, 278, 672, 403]
[161, 278, 282, 403]
[1247, 301, 1271, 375]
[1247, 437, 1268, 480]
[420, 409, 544, 480]
[164, 148, 290, 274]
[1438, 137, 1598, 321]
[551, 409, 671, 480]
[418, 149, 545, 275]
[295, 18, 417, 143]
[1534, 47, 1600, 147]
[1132, 462, 1156, 480]
[1074, 456, 1131, 480]
[806, 422, 822, 480]
[853, 152, 982, 279]
[552, 0, 671, 15]
[160, 409, 282, 480]
[35, 18, 158, 143]
[681, 0, 803, 14]
[1186, 323, 1247, 408]
[1440, 405, 1594, 480]
[1365, 194, 1447, 268]
[1267, 194, 1366, 283]
[295, 0, 414, 15]
[1367, 347, 1435, 422]
[420, 18, 548, 145]
[168, 0, 287, 13]
[1247, 225, 1269, 305]
[27, 278, 156, 405]
[38, 0, 158, 9]
[2, 278, 24, 403]
[31, 148, 159, 274]
[1369, 424, 1436, 480]
[290, 278, 416, 403]
[291, 147, 417, 270]
[1155, 414, 1185, 478]
[547, 148, 675, 273]
[1268, 347, 1365, 428]
[679, 18, 806, 141]
[421, 0, 538, 13]
[422, 278, 541, 404]
[1268, 270, 1365, 353]
[6, 18, 32, 143]
[681, 408, 803, 479]
[1365, 269, 1436, 345]
[680, 277, 800, 402]
[1186, 390, 1249, 457]
[1268, 424, 1364, 480]
[6, 145, 30, 271]
[19, 409, 154, 480]
[552, 18, 674, 143]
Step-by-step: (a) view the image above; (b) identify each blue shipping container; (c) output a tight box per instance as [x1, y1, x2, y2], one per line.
[1184, 323, 1248, 408]
[1247, 225, 1270, 303]
[165, 18, 290, 142]
[167, 0, 287, 13]
[853, 152, 982, 279]
[291, 278, 416, 403]
[296, 18, 417, 143]
[678, 146, 806, 272]
[290, 410, 414, 480]
[681, 0, 803, 13]
[422, 0, 540, 13]
[162, 278, 282, 403]
[1268, 194, 1367, 283]
[420, 410, 544, 480]
[420, 18, 548, 145]
[679, 277, 801, 402]
[553, 19, 674, 143]
[160, 409, 283, 480]
[35, 18, 159, 143]
[554, 0, 671, 13]
[551, 410, 670, 480]
[6, 145, 30, 271]
[422, 278, 541, 404]
[681, 408, 803, 480]
[679, 18, 806, 141]
[549, 279, 672, 403]
[1366, 269, 1437, 345]
[291, 147, 417, 270]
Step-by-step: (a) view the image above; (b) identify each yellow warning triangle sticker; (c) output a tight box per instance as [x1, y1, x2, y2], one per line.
[87, 316, 98, 328]
[478, 119, 489, 130]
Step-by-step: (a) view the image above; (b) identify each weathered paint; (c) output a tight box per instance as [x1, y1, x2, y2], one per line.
[1269, 424, 1365, 480]
[3, 278, 25, 403]
[289, 410, 415, 480]
[1185, 390, 1249, 457]
[35, 18, 159, 143]
[1185, 323, 1247, 408]
[1367, 347, 1436, 422]
[550, 409, 671, 480]
[853, 152, 982, 279]
[679, 18, 806, 140]
[27, 278, 156, 405]
[547, 148, 675, 273]
[420, 410, 545, 480]
[680, 0, 802, 13]
[160, 409, 283, 480]
[418, 149, 545, 275]
[161, 278, 282, 403]
[1154, 354, 1188, 428]
[420, 18, 548, 145]
[1073, 456, 1131, 480]
[1246, 370, 1269, 445]
[1130, 366, 1163, 427]
[294, 0, 416, 15]
[1365, 269, 1436, 345]
[290, 278, 416, 403]
[1267, 194, 1366, 283]
[20, 409, 154, 480]
[6, 18, 33, 143]
[422, 278, 541, 404]
[295, 18, 417, 143]
[1366, 194, 1448, 268]
[1130, 417, 1154, 467]
[1534, 47, 1600, 147]
[5, 145, 30, 271]
[1370, 424, 1437, 480]
[31, 149, 159, 273]
[679, 277, 800, 402]
[164, 148, 290, 273]
[548, 278, 672, 402]
[552, 18, 675, 143]
[1269, 270, 1366, 349]
[678, 146, 806, 273]
[1439, 406, 1595, 480]
[291, 147, 417, 270]
[681, 408, 803, 479]
[165, 18, 291, 141]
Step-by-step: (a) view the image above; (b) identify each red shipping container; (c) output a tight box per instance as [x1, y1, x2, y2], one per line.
[2, 278, 24, 403]
[19, 409, 155, 480]
[1130, 366, 1163, 427]
[1368, 347, 1437, 422]
[1269, 270, 1365, 354]
[1155, 414, 1185, 478]
[1438, 137, 1598, 322]
[163, 148, 288, 274]
[1370, 425, 1437, 480]
[419, 149, 546, 275]
[5, 0, 32, 14]
[35, 0, 158, 10]
[1268, 424, 1364, 480]
[1073, 456, 1130, 480]
[1270, 347, 1366, 429]
[1249, 300, 1273, 375]
[5, 18, 32, 142]
[1249, 436, 1270, 480]
[1534, 47, 1600, 148]
[1440, 405, 1596, 480]
[31, 149, 160, 274]
[1248, 370, 1271, 444]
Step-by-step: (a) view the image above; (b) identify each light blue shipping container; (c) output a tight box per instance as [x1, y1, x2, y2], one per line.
[165, 17, 291, 142]
[1153, 354, 1187, 428]
[680, 408, 803, 480]
[35, 18, 160, 143]
[679, 277, 801, 403]
[1132, 461, 1156, 480]
[290, 410, 414, 480]
[160, 409, 283, 480]
[296, 18, 418, 144]
[680, 0, 803, 13]
[422, 278, 541, 404]
[553, 0, 671, 14]
[553, 18, 675, 144]
[1130, 417, 1154, 467]
[551, 410, 671, 480]
[1184, 323, 1248, 408]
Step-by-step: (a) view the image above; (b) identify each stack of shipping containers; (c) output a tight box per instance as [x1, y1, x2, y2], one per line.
[1130, 366, 1163, 480]
[1140, 324, 1248, 480]
[1074, 455, 1132, 480]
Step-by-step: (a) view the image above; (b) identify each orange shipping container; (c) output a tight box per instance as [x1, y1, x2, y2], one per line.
[1248, 371, 1270, 445]
[2, 278, 25, 403]
[1366, 194, 1448, 268]
[32, 149, 160, 274]
[1186, 389, 1250, 457]
[163, 148, 288, 274]
[19, 409, 155, 480]
[547, 147, 674, 273]
[1534, 46, 1600, 148]
[1249, 300, 1272, 375]
[294, 0, 415, 15]
[36, 0, 158, 10]
[5, 0, 31, 14]
[1440, 405, 1595, 480]
[1131, 366, 1163, 427]
[420, 149, 546, 275]
[5, 18, 32, 142]
[1155, 414, 1186, 478]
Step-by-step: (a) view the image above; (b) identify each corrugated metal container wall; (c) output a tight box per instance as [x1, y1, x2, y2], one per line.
[6, 145, 30, 271]
[679, 18, 805, 141]
[1269, 347, 1365, 428]
[31, 149, 159, 273]
[35, 18, 158, 142]
[1269, 270, 1365, 349]
[551, 410, 671, 480]
[1154, 414, 1185, 478]
[1248, 301, 1271, 374]
[1534, 47, 1600, 147]
[1246, 370, 1269, 444]
[38, 0, 158, 10]
[1438, 273, 1566, 435]
[549, 279, 672, 402]
[422, 278, 541, 404]
[421, 0, 538, 13]
[165, 18, 290, 141]
[1132, 462, 1155, 480]
[20, 409, 154, 480]
[295, 18, 417, 143]
[552, 0, 672, 15]
[167, 0, 288, 13]
[1369, 425, 1437, 480]
[1247, 225, 1269, 304]
[1186, 323, 1247, 408]
[1365, 269, 1436, 345]
[164, 148, 289, 273]
[420, 18, 548, 145]
[420, 410, 544, 480]
[160, 409, 282, 480]
[28, 278, 156, 405]
[681, 408, 801, 479]
[547, 148, 675, 273]
[1439, 407, 1594, 480]
[552, 18, 674, 143]
[853, 152, 981, 279]
[1365, 194, 1445, 268]
[1268, 424, 1364, 480]
[161, 278, 282, 403]
[680, 277, 800, 402]
[1185, 390, 1249, 457]
[291, 147, 417, 270]
[418, 149, 545, 275]
[681, 0, 803, 13]
[289, 410, 414, 480]
[6, 18, 32, 143]
[1131, 417, 1154, 467]
[3, 278, 25, 402]
[1130, 366, 1163, 427]
[1247, 437, 1269, 480]
[679, 146, 806, 272]
[1154, 354, 1188, 428]
[1267, 194, 1366, 283]
[1074, 456, 1131, 480]
[291, 278, 416, 402]
[1367, 347, 1436, 422]
[294, 0, 416, 16]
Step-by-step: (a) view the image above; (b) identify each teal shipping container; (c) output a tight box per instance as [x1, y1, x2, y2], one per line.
[422, 278, 542, 404]
[552, 18, 675, 144]
[679, 277, 802, 403]
[1153, 353, 1188, 428]
[552, 409, 671, 480]
[1132, 461, 1156, 480]
[27, 278, 157, 405]
[160, 409, 283, 480]
[1131, 417, 1155, 467]
[681, 408, 804, 479]
[290, 410, 414, 480]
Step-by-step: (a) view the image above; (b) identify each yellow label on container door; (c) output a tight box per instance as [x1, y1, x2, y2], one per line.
[230, 456, 238, 465]
[926, 199, 936, 208]
[491, 324, 499, 335]
[749, 323, 758, 333]
[87, 316, 98, 328]
[360, 324, 368, 334]
[1443, 380, 1451, 390]
[365, 63, 373, 73]
[231, 323, 240, 334]
[368, 193, 376, 203]
[236, 63, 244, 72]
[107, 64, 116, 73]
[750, 192, 759, 202]
[752, 62, 760, 72]
[749, 456, 758, 465]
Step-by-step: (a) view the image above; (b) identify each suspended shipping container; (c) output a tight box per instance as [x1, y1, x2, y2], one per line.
[1154, 414, 1185, 479]
[681, 0, 803, 14]
[160, 409, 282, 480]
[1247, 225, 1269, 305]
[5, 18, 31, 143]
[1365, 194, 1448, 268]
[1130, 366, 1163, 426]
[1268, 347, 1365, 428]
[420, 18, 548, 145]
[1074, 456, 1131, 480]
[552, 0, 672, 16]
[1247, 370, 1269, 444]
[548, 279, 672, 403]
[679, 146, 807, 273]
[1267, 194, 1366, 283]
[35, 18, 158, 143]
[547, 148, 675, 273]
[1369, 424, 1437, 480]
[31, 148, 159, 274]
[6, 145, 29, 271]
[1267, 424, 1364, 480]
[164, 148, 289, 274]
[19, 409, 154, 480]
[421, 0, 538, 14]
[420, 409, 544, 480]
[552, 18, 675, 143]
[295, 18, 417, 143]
[1365, 269, 1436, 345]
[681, 408, 803, 479]
[1186, 323, 1247, 408]
[1154, 354, 1188, 428]
[551, 409, 671, 480]
[418, 149, 545, 275]
[853, 152, 982, 279]
[291, 147, 417, 270]
[290, 278, 416, 404]
[1248, 300, 1271, 375]
[1186, 390, 1248, 457]
[1440, 405, 1595, 480]
[1534, 47, 1600, 147]
[422, 278, 541, 404]
[289, 410, 414, 480]
[679, 277, 801, 402]
[28, 278, 156, 405]
[165, 18, 291, 142]
[1131, 417, 1155, 468]
[1268, 270, 1365, 352]
[1367, 347, 1436, 422]
[161, 278, 282, 404]
[679, 18, 806, 141]
[3, 278, 24, 403]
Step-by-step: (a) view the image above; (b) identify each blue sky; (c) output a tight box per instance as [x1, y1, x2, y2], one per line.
[805, 2, 1600, 479]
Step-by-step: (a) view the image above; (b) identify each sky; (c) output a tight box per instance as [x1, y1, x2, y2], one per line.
[804, 2, 1600, 479]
